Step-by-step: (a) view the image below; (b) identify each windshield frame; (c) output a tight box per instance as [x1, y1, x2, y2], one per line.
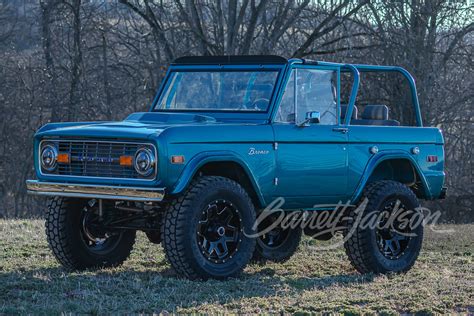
[150, 64, 286, 120]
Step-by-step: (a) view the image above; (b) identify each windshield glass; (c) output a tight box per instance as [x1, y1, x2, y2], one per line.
[155, 70, 279, 112]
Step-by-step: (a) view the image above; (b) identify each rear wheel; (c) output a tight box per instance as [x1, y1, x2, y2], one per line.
[343, 180, 423, 274]
[162, 176, 256, 280]
[252, 212, 302, 263]
[45, 197, 136, 270]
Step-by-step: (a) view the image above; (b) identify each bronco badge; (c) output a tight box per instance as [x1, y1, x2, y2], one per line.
[248, 147, 270, 155]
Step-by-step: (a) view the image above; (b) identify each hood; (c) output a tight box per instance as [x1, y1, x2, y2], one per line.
[35, 112, 219, 140]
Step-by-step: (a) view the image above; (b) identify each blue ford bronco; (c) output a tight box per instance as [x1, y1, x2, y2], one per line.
[27, 55, 446, 280]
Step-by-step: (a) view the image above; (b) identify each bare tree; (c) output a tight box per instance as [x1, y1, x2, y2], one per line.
[117, 0, 369, 57]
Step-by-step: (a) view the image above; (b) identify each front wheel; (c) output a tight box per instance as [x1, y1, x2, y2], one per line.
[162, 176, 257, 280]
[45, 197, 136, 270]
[343, 180, 424, 274]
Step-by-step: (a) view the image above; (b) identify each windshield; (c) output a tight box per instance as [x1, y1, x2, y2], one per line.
[155, 70, 279, 112]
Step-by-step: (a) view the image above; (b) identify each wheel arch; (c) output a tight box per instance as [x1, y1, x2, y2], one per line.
[351, 151, 432, 202]
[169, 151, 266, 208]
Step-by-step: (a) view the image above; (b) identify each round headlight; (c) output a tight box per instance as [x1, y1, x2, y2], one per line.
[134, 148, 155, 176]
[41, 144, 58, 171]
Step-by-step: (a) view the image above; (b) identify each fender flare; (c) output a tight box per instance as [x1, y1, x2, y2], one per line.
[169, 150, 267, 206]
[351, 150, 432, 202]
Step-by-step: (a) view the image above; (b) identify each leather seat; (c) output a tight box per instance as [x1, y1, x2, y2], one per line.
[351, 104, 400, 126]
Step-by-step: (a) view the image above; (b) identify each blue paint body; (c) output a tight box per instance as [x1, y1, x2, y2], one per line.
[32, 57, 445, 209]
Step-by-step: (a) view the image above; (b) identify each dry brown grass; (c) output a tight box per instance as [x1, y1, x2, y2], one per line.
[0, 220, 472, 314]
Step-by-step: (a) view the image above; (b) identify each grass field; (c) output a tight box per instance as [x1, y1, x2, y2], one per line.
[0, 220, 472, 314]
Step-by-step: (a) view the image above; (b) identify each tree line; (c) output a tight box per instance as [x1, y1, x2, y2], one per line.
[0, 0, 472, 221]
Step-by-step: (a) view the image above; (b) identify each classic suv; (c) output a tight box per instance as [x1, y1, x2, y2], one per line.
[27, 55, 446, 280]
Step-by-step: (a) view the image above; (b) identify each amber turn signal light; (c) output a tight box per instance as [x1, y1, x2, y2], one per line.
[120, 155, 133, 166]
[171, 155, 185, 164]
[57, 153, 70, 164]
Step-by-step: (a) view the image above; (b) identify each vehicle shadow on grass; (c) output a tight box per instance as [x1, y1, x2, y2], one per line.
[0, 264, 375, 312]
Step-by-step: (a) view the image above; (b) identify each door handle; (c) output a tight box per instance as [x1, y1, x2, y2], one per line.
[332, 127, 348, 134]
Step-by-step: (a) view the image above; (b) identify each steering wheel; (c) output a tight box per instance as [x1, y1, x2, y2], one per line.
[250, 98, 270, 111]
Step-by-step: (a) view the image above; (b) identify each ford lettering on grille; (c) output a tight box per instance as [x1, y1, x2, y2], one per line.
[75, 155, 116, 163]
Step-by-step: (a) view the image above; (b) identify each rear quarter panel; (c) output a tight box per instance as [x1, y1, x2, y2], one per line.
[348, 126, 445, 200]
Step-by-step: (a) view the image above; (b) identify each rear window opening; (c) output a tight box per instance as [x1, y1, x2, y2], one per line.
[340, 71, 417, 126]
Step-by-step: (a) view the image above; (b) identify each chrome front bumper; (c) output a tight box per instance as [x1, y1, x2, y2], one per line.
[26, 180, 165, 202]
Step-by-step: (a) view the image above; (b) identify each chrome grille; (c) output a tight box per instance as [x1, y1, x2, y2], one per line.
[43, 140, 156, 180]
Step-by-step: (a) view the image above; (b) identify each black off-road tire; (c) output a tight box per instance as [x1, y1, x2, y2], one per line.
[252, 227, 302, 263]
[162, 176, 257, 280]
[45, 197, 136, 270]
[343, 180, 424, 274]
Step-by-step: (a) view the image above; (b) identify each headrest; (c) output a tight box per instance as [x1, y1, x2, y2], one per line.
[341, 104, 358, 120]
[362, 105, 389, 120]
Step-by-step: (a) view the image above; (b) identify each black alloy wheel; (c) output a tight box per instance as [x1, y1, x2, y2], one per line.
[80, 209, 123, 255]
[163, 176, 257, 280]
[45, 197, 136, 270]
[197, 199, 242, 263]
[343, 180, 424, 274]
[375, 200, 412, 260]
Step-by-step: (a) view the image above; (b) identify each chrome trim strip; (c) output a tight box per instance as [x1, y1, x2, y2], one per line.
[38, 139, 158, 181]
[26, 180, 165, 202]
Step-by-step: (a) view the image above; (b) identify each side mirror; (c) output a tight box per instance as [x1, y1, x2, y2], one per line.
[306, 111, 321, 123]
[298, 111, 320, 127]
